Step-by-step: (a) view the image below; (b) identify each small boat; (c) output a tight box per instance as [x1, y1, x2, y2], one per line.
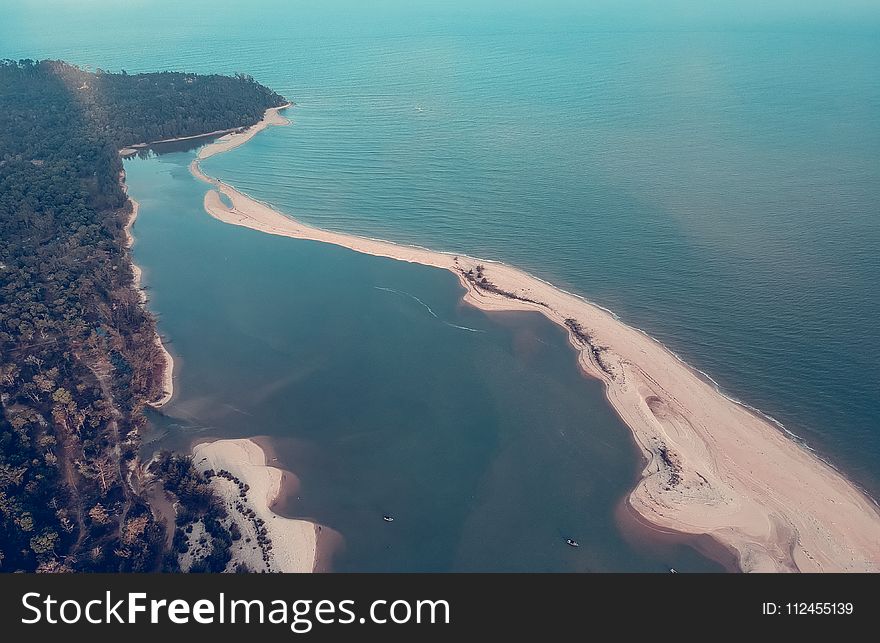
[565, 538, 579, 548]
[383, 515, 395, 523]
[670, 568, 677, 574]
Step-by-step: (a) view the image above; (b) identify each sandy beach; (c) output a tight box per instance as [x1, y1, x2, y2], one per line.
[192, 438, 318, 573]
[185, 105, 880, 572]
[197, 103, 291, 160]
[120, 171, 175, 408]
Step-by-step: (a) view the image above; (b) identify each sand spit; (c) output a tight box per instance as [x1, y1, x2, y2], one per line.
[188, 107, 880, 572]
[197, 103, 291, 160]
[192, 438, 318, 573]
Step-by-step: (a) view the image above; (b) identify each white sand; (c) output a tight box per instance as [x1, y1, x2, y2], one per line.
[192, 438, 317, 573]
[184, 105, 880, 572]
[197, 103, 291, 160]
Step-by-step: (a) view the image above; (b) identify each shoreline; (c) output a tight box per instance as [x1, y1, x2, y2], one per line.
[248, 435, 344, 572]
[196, 103, 291, 160]
[614, 497, 740, 573]
[119, 124, 251, 157]
[120, 171, 175, 408]
[187, 104, 880, 572]
[191, 438, 319, 573]
[115, 105, 292, 407]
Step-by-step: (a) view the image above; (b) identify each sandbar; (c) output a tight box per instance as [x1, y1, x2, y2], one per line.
[192, 438, 318, 573]
[188, 106, 880, 572]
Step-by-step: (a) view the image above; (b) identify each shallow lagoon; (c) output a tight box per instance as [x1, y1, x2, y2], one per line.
[127, 150, 723, 572]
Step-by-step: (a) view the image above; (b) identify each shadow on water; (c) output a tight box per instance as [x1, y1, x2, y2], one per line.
[141, 131, 231, 157]
[131, 148, 727, 573]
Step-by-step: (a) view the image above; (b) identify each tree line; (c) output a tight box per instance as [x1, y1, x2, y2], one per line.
[0, 59, 286, 572]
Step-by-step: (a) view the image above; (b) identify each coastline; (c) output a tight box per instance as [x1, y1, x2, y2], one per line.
[191, 438, 319, 573]
[117, 103, 291, 407]
[196, 103, 291, 160]
[188, 105, 880, 572]
[120, 171, 175, 408]
[119, 124, 251, 158]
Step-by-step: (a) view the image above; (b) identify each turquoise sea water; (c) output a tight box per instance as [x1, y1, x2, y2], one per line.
[3, 2, 879, 566]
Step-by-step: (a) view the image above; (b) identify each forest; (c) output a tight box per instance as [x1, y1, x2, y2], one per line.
[0, 59, 286, 572]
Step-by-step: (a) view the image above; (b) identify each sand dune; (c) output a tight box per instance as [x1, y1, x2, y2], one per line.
[188, 106, 880, 572]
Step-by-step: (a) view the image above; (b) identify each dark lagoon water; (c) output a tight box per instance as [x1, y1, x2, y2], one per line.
[4, 1, 879, 567]
[125, 150, 722, 571]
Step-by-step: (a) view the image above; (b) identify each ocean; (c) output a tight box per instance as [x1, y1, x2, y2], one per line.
[3, 1, 878, 569]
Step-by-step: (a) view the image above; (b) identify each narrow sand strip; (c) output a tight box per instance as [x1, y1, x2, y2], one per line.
[120, 171, 174, 408]
[197, 103, 291, 160]
[192, 438, 317, 573]
[188, 106, 880, 572]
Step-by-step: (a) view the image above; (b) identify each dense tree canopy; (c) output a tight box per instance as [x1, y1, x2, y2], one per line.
[0, 59, 286, 572]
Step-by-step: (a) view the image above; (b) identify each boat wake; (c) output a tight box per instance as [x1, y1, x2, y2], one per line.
[374, 286, 485, 333]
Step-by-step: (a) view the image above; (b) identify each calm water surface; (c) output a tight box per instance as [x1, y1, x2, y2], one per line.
[4, 1, 878, 566]
[127, 150, 722, 571]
